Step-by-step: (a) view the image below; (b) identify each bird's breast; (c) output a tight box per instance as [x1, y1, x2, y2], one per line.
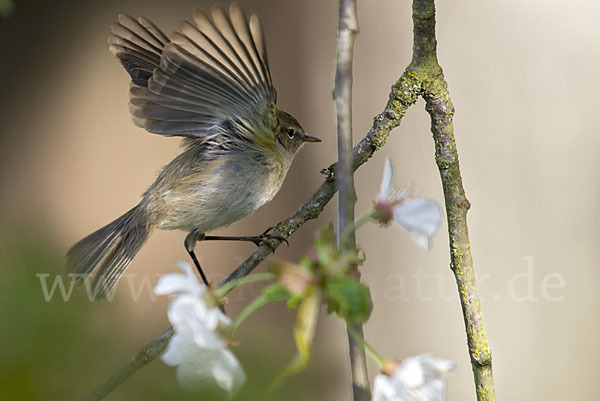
[150, 151, 290, 233]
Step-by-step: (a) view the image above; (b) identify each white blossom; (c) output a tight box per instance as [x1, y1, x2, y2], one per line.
[372, 354, 455, 401]
[375, 159, 442, 249]
[155, 262, 246, 396]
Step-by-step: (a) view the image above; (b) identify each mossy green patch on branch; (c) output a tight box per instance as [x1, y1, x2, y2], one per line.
[410, 1, 496, 400]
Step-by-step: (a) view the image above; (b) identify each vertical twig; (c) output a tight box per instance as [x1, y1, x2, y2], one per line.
[409, 1, 496, 400]
[333, 1, 370, 401]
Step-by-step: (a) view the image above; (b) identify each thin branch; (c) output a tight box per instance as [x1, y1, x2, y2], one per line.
[79, 327, 174, 401]
[410, 1, 496, 400]
[333, 1, 370, 401]
[335, 2, 358, 235]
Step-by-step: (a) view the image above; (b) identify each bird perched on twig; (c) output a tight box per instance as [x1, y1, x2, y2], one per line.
[66, 2, 320, 299]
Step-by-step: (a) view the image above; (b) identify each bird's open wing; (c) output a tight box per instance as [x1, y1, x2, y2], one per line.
[109, 3, 279, 149]
[108, 14, 169, 87]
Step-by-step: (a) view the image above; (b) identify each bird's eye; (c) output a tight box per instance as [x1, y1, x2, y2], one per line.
[286, 128, 296, 139]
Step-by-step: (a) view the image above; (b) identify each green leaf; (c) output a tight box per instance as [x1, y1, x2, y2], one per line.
[286, 293, 301, 309]
[325, 278, 373, 323]
[261, 282, 290, 302]
[315, 224, 336, 268]
[270, 286, 321, 389]
[232, 283, 289, 333]
[312, 224, 360, 278]
[216, 272, 275, 298]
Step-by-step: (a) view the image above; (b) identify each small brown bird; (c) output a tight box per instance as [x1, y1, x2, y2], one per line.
[66, 3, 320, 299]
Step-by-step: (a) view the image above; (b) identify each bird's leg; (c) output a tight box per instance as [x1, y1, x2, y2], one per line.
[202, 226, 289, 251]
[184, 231, 209, 286]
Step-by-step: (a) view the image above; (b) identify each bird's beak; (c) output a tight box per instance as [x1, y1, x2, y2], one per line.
[302, 134, 321, 143]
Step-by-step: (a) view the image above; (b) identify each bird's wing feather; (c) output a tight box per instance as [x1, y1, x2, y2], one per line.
[112, 3, 279, 149]
[108, 14, 168, 87]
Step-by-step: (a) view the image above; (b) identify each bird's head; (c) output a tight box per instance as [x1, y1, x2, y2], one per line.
[276, 110, 321, 155]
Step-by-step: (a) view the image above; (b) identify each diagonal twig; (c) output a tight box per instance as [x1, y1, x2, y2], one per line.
[79, 327, 174, 401]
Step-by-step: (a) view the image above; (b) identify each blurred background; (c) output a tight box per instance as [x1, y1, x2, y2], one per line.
[1, 0, 599, 400]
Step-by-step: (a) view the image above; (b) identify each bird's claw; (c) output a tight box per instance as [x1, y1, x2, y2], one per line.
[251, 230, 289, 251]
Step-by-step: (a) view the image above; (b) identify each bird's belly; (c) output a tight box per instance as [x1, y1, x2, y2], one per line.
[152, 159, 286, 233]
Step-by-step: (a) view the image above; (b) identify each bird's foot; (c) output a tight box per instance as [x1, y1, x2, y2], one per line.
[202, 227, 289, 252]
[248, 231, 289, 251]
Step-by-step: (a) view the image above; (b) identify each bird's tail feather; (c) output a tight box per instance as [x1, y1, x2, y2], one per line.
[66, 205, 151, 299]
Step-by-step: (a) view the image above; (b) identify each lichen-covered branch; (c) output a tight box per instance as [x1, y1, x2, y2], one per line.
[409, 1, 496, 400]
[333, 1, 370, 400]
